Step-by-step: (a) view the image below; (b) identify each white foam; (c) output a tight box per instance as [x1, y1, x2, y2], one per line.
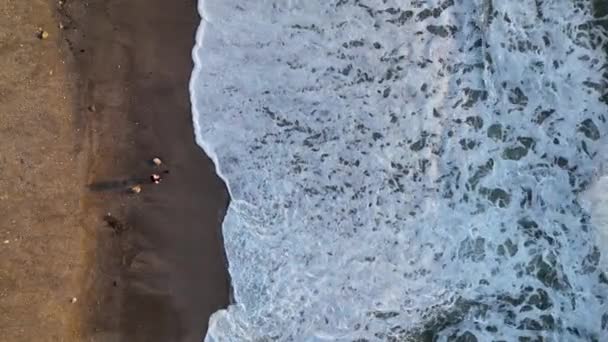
[191, 0, 608, 340]
[582, 175, 608, 271]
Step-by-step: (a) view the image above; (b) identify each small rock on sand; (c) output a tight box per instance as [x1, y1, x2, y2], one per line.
[38, 29, 49, 40]
[88, 104, 96, 112]
[130, 185, 142, 194]
[70, 297, 77, 304]
[152, 157, 162, 166]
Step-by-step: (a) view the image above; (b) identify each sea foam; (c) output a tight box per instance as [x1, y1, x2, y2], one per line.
[190, 0, 608, 340]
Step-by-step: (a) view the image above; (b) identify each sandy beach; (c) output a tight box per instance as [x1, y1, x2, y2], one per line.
[0, 0, 230, 341]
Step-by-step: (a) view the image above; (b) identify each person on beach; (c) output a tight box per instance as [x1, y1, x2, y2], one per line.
[150, 173, 161, 184]
[150, 170, 169, 184]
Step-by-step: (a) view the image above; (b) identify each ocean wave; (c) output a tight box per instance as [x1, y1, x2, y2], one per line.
[191, 0, 608, 340]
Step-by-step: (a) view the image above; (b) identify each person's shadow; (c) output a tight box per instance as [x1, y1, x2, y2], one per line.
[88, 176, 148, 192]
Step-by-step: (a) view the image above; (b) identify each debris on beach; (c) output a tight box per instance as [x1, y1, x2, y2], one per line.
[103, 213, 129, 235]
[70, 297, 77, 304]
[152, 157, 162, 166]
[37, 29, 49, 40]
[130, 185, 142, 193]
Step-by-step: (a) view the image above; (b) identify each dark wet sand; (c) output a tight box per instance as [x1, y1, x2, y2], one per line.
[59, 0, 231, 340]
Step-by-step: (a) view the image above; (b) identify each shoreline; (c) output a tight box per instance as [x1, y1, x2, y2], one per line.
[62, 0, 232, 340]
